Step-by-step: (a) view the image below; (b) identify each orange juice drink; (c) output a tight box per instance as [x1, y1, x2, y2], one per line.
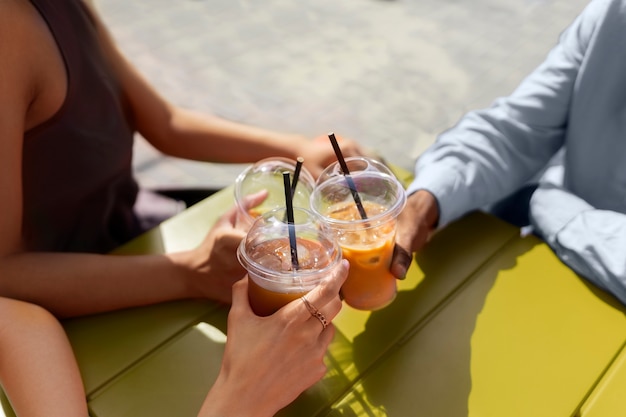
[247, 276, 309, 317]
[326, 201, 398, 310]
[243, 237, 332, 316]
[310, 157, 406, 311]
[237, 207, 342, 317]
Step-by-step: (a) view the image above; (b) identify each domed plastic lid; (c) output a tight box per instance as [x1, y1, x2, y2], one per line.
[237, 207, 341, 280]
[310, 157, 407, 226]
[234, 157, 315, 227]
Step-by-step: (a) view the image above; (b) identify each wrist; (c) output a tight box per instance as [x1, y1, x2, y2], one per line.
[410, 190, 440, 230]
[166, 250, 205, 299]
[198, 373, 275, 417]
[286, 134, 313, 159]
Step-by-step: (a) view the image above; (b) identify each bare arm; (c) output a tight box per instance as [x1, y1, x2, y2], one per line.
[0, 2, 272, 318]
[199, 261, 348, 417]
[0, 3, 193, 317]
[87, 3, 366, 178]
[0, 261, 347, 417]
[0, 190, 265, 318]
[0, 298, 88, 417]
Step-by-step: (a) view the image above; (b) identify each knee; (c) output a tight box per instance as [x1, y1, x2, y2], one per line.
[0, 298, 56, 336]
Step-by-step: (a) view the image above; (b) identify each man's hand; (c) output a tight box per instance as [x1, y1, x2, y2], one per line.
[391, 190, 439, 279]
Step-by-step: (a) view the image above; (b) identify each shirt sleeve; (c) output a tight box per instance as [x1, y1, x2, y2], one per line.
[530, 183, 626, 305]
[406, 0, 606, 227]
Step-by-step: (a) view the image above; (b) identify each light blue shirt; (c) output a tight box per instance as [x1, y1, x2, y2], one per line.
[407, 0, 626, 303]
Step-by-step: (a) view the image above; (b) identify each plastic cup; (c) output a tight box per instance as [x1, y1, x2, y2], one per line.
[234, 157, 315, 229]
[237, 207, 342, 317]
[310, 157, 406, 311]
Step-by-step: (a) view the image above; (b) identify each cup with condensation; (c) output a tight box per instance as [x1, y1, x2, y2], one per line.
[234, 157, 315, 229]
[310, 157, 406, 311]
[237, 207, 342, 317]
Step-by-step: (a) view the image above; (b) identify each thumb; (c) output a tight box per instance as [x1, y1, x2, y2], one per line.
[222, 190, 270, 227]
[390, 242, 413, 280]
[231, 276, 253, 315]
[390, 190, 439, 279]
[390, 219, 417, 279]
[240, 190, 269, 212]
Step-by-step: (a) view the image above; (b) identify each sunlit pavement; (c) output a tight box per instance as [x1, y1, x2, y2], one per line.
[95, 0, 589, 191]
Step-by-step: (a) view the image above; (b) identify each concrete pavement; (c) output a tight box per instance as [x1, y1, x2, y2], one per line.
[95, 0, 590, 191]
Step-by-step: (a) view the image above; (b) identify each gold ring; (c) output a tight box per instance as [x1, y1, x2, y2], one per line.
[301, 295, 329, 330]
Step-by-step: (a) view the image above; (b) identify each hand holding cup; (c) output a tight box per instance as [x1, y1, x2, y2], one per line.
[199, 260, 349, 417]
[237, 207, 343, 316]
[187, 190, 269, 304]
[311, 156, 406, 311]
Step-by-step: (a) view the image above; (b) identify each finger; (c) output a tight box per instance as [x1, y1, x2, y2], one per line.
[391, 218, 421, 279]
[318, 322, 335, 345]
[390, 243, 413, 280]
[318, 295, 343, 322]
[240, 190, 269, 211]
[300, 296, 331, 332]
[220, 190, 270, 228]
[211, 218, 246, 246]
[301, 260, 349, 312]
[230, 276, 253, 315]
[342, 140, 368, 157]
[278, 260, 347, 328]
[301, 292, 343, 333]
[216, 203, 241, 228]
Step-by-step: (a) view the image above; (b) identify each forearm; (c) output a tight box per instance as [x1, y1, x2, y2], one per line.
[553, 211, 626, 299]
[91, 9, 310, 166]
[197, 376, 273, 417]
[196, 269, 348, 417]
[407, 3, 597, 227]
[0, 250, 196, 318]
[146, 107, 309, 164]
[530, 184, 626, 304]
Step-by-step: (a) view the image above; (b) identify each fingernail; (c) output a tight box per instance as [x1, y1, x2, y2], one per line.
[391, 265, 406, 280]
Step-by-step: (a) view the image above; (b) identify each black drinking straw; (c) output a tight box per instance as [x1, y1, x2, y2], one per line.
[282, 171, 300, 270]
[327, 132, 368, 220]
[290, 156, 304, 197]
[283, 157, 304, 223]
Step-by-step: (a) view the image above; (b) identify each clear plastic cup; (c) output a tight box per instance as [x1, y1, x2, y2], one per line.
[237, 207, 342, 317]
[234, 157, 315, 229]
[310, 157, 406, 311]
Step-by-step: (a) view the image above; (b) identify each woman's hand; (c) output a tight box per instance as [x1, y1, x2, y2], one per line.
[199, 260, 349, 417]
[185, 191, 268, 304]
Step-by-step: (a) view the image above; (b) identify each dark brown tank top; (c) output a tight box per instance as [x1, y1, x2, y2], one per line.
[23, 0, 141, 253]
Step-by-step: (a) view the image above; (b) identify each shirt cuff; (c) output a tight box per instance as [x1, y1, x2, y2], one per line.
[406, 164, 467, 228]
[529, 183, 593, 243]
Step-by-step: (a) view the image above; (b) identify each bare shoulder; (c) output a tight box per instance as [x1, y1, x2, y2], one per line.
[0, 1, 39, 257]
[0, 0, 39, 35]
[0, 0, 38, 139]
[1, 0, 68, 132]
[0, 0, 42, 99]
